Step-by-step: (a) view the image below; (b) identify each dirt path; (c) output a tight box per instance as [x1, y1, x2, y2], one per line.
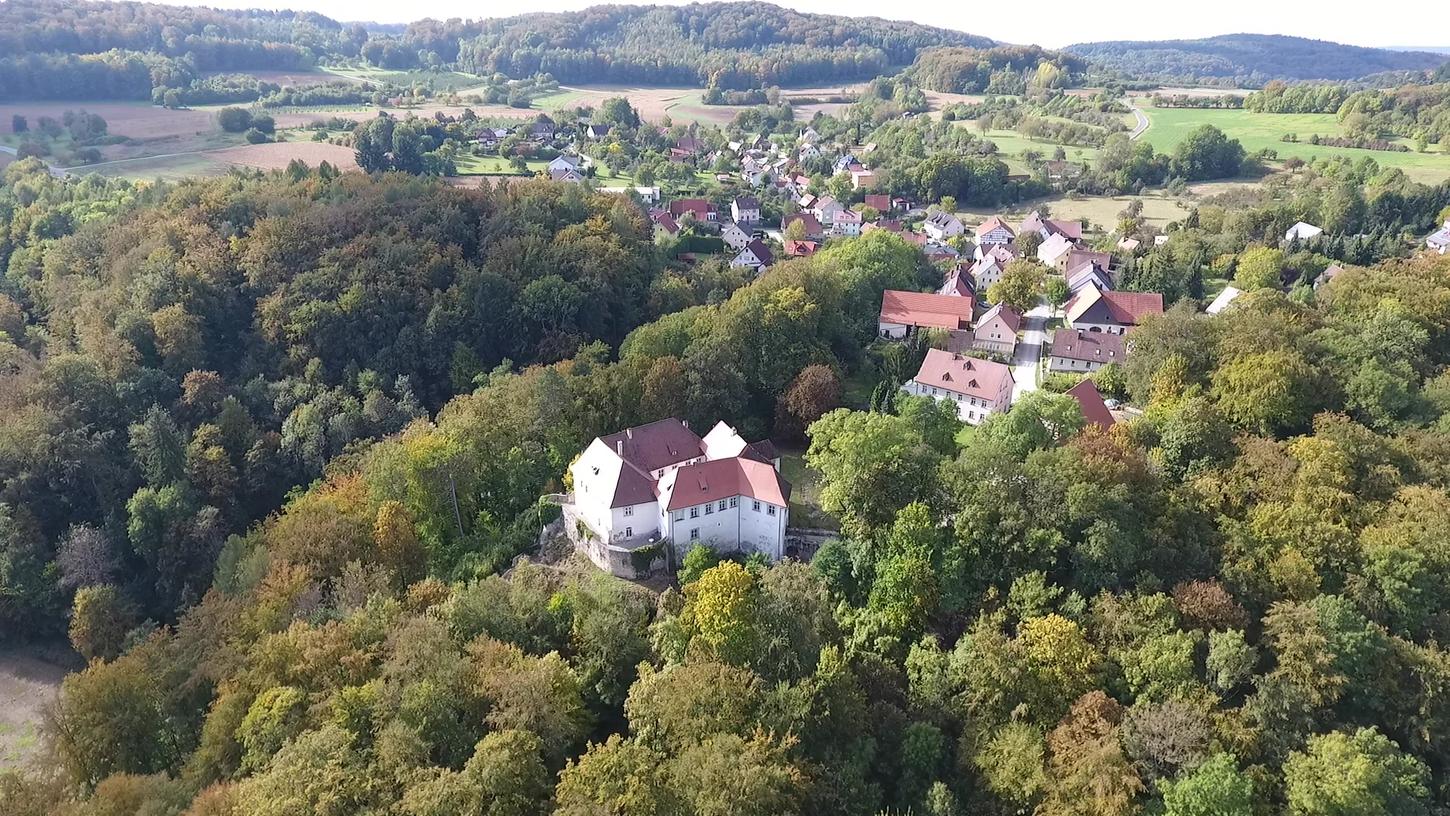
[0, 643, 77, 769]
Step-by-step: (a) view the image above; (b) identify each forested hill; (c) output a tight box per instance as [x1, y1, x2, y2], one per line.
[368, 2, 995, 87]
[1067, 34, 1448, 85]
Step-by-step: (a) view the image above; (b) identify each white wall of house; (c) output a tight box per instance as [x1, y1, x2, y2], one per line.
[660, 496, 788, 559]
[901, 380, 1008, 425]
[1069, 321, 1129, 335]
[1049, 356, 1106, 373]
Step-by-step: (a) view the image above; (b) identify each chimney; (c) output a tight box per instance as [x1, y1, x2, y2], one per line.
[681, 419, 689, 430]
[616, 440, 623, 455]
[626, 428, 633, 439]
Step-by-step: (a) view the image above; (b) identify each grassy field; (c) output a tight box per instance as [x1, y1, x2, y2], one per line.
[1139, 104, 1450, 183]
[453, 155, 551, 176]
[956, 191, 1188, 232]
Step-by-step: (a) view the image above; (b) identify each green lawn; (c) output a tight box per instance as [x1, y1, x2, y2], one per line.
[530, 89, 590, 111]
[1140, 104, 1450, 183]
[778, 447, 839, 531]
[955, 191, 1188, 233]
[453, 155, 550, 176]
[322, 66, 487, 91]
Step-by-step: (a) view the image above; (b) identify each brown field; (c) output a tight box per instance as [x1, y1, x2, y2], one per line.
[0, 101, 214, 140]
[209, 141, 358, 172]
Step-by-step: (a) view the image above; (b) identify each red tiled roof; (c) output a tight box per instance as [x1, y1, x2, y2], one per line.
[1045, 219, 1083, 240]
[880, 290, 975, 330]
[912, 349, 1014, 400]
[1050, 328, 1125, 364]
[782, 212, 824, 236]
[1066, 379, 1115, 428]
[659, 456, 791, 511]
[1066, 249, 1110, 273]
[864, 194, 891, 211]
[669, 199, 714, 219]
[940, 269, 975, 298]
[784, 239, 820, 257]
[975, 216, 1015, 238]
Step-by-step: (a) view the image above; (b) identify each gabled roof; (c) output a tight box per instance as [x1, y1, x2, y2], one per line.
[733, 196, 760, 210]
[600, 418, 703, 476]
[1205, 286, 1243, 315]
[668, 199, 714, 219]
[658, 456, 791, 511]
[740, 238, 774, 266]
[784, 239, 820, 257]
[1428, 224, 1450, 247]
[1314, 264, 1345, 288]
[782, 212, 824, 236]
[1039, 232, 1076, 261]
[911, 349, 1014, 400]
[975, 215, 1014, 237]
[650, 210, 680, 234]
[927, 211, 964, 229]
[880, 290, 975, 330]
[976, 302, 1022, 333]
[940, 268, 975, 298]
[1051, 328, 1125, 364]
[1065, 379, 1115, 429]
[1066, 249, 1110, 273]
[864, 194, 891, 211]
[1065, 288, 1163, 326]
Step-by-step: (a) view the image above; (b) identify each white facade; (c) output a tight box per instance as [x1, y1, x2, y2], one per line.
[720, 222, 752, 250]
[877, 320, 911, 339]
[925, 214, 965, 241]
[901, 378, 1010, 425]
[658, 494, 788, 560]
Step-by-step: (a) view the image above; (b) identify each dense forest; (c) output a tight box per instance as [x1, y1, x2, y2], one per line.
[907, 46, 1088, 95]
[4, 144, 1450, 813]
[1066, 34, 1448, 86]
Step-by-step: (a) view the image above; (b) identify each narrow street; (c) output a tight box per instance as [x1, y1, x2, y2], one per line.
[1011, 302, 1052, 401]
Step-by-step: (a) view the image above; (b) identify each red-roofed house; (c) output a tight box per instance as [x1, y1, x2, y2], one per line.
[566, 419, 790, 576]
[650, 210, 680, 240]
[878, 290, 976, 339]
[1049, 328, 1126, 373]
[902, 349, 1014, 424]
[1065, 379, 1116, 429]
[864, 194, 892, 213]
[973, 302, 1022, 356]
[1022, 211, 1084, 242]
[782, 212, 825, 240]
[975, 216, 1016, 247]
[1065, 288, 1164, 335]
[784, 239, 820, 257]
[669, 198, 717, 222]
[938, 266, 976, 300]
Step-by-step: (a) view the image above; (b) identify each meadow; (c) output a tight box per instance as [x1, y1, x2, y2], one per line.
[1139, 103, 1450, 183]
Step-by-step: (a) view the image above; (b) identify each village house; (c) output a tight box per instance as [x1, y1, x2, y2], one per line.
[1066, 262, 1113, 294]
[1206, 286, 1244, 315]
[731, 196, 762, 225]
[1117, 236, 1142, 253]
[528, 115, 556, 141]
[669, 198, 717, 223]
[863, 194, 892, 213]
[1064, 288, 1164, 334]
[830, 208, 863, 237]
[1285, 221, 1324, 242]
[1065, 379, 1116, 429]
[566, 418, 789, 576]
[585, 123, 611, 140]
[1063, 249, 1111, 276]
[1049, 328, 1125, 373]
[1021, 212, 1083, 242]
[1427, 222, 1450, 254]
[851, 168, 878, 190]
[971, 245, 1017, 288]
[1037, 232, 1077, 269]
[1044, 160, 1084, 181]
[650, 210, 680, 240]
[550, 165, 585, 183]
[548, 154, 581, 175]
[938, 266, 976, 300]
[798, 143, 822, 162]
[902, 349, 1014, 425]
[731, 239, 775, 272]
[812, 195, 845, 223]
[784, 239, 820, 257]
[720, 220, 753, 251]
[925, 211, 966, 241]
[878, 290, 975, 340]
[974, 216, 1015, 249]
[783, 212, 825, 240]
[972, 302, 1022, 356]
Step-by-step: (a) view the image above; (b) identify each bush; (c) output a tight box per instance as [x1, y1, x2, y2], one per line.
[216, 107, 253, 133]
[243, 128, 270, 144]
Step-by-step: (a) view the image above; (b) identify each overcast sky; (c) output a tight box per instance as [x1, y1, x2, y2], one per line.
[158, 0, 1440, 50]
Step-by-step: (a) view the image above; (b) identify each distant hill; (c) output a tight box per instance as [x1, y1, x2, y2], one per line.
[1066, 34, 1448, 84]
[371, 2, 996, 88]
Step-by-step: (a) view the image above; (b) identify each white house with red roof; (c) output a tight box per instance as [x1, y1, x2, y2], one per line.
[974, 216, 1016, 249]
[1065, 379, 1116, 429]
[1064, 288, 1164, 335]
[970, 245, 1017, 288]
[567, 418, 789, 575]
[878, 290, 976, 339]
[973, 302, 1022, 356]
[1049, 328, 1126, 373]
[903, 349, 1014, 424]
[925, 211, 966, 241]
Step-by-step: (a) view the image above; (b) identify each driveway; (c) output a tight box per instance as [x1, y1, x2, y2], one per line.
[1011, 302, 1052, 401]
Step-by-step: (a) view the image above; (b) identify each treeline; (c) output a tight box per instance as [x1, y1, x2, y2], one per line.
[1244, 80, 1353, 113]
[908, 45, 1088, 94]
[383, 2, 992, 88]
[857, 118, 1043, 205]
[1065, 33, 1446, 84]
[1149, 93, 1246, 109]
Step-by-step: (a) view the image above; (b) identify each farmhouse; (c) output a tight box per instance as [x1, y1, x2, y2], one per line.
[1065, 288, 1164, 334]
[1064, 249, 1111, 276]
[1049, 329, 1125, 373]
[973, 302, 1022, 356]
[650, 210, 680, 240]
[784, 239, 820, 257]
[830, 208, 863, 237]
[902, 349, 1014, 424]
[925, 211, 966, 241]
[878, 290, 975, 339]
[566, 419, 790, 576]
